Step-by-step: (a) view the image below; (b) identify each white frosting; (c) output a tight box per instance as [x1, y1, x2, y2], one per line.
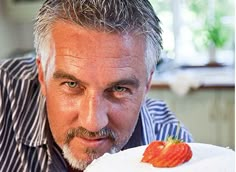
[85, 143, 235, 172]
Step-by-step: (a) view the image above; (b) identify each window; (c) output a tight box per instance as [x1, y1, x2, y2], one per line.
[5, 0, 43, 21]
[150, 0, 235, 66]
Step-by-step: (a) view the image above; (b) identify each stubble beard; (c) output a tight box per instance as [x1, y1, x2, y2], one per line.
[62, 142, 121, 170]
[62, 126, 129, 170]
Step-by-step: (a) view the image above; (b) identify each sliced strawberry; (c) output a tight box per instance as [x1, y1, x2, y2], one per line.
[141, 141, 165, 162]
[141, 137, 192, 168]
[166, 143, 190, 167]
[184, 145, 192, 162]
[150, 143, 185, 167]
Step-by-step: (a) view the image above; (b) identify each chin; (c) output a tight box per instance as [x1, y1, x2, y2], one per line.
[62, 143, 123, 170]
[62, 144, 93, 170]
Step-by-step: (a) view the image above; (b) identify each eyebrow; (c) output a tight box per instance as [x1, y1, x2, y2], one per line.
[53, 70, 140, 88]
[53, 70, 86, 85]
[108, 76, 140, 89]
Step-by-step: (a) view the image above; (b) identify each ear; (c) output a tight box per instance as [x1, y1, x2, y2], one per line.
[36, 57, 47, 96]
[145, 69, 154, 94]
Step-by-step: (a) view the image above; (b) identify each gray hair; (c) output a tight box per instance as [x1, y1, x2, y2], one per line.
[34, 0, 162, 75]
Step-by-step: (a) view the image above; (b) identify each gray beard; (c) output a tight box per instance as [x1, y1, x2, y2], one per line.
[61, 117, 139, 170]
[62, 142, 121, 170]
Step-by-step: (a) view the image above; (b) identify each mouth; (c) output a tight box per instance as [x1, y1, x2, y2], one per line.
[75, 136, 111, 148]
[65, 126, 116, 145]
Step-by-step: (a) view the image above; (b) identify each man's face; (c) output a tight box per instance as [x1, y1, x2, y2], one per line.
[37, 21, 152, 170]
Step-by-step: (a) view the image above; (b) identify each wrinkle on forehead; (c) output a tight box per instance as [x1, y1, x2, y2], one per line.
[55, 53, 144, 71]
[51, 21, 146, 60]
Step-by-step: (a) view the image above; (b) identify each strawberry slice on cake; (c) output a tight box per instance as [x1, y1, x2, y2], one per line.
[141, 136, 192, 167]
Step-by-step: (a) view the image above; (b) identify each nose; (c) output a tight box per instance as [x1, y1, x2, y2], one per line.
[79, 92, 109, 132]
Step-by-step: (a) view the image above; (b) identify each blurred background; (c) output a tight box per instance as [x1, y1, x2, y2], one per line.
[0, 0, 235, 149]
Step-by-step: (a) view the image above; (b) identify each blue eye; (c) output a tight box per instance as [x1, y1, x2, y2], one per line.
[66, 82, 78, 88]
[113, 86, 126, 92]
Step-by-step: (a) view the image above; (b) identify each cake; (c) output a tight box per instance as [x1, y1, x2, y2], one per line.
[85, 143, 235, 172]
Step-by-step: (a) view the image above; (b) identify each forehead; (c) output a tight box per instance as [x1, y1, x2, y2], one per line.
[51, 21, 146, 60]
[48, 21, 148, 84]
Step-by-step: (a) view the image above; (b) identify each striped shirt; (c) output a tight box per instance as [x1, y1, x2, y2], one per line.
[0, 56, 193, 172]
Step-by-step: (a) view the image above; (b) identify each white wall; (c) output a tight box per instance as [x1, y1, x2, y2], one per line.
[0, 2, 34, 59]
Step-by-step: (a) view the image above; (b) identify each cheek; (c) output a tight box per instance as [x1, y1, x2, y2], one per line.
[45, 87, 79, 146]
[109, 98, 142, 140]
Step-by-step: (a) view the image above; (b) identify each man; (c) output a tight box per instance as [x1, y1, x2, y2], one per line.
[0, 0, 193, 171]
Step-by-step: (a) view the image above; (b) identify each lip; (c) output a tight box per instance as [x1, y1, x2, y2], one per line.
[75, 136, 110, 148]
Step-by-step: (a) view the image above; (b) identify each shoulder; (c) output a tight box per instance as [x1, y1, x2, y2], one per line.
[145, 98, 169, 110]
[143, 98, 193, 142]
[144, 98, 175, 122]
[0, 54, 37, 81]
[0, 55, 39, 104]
